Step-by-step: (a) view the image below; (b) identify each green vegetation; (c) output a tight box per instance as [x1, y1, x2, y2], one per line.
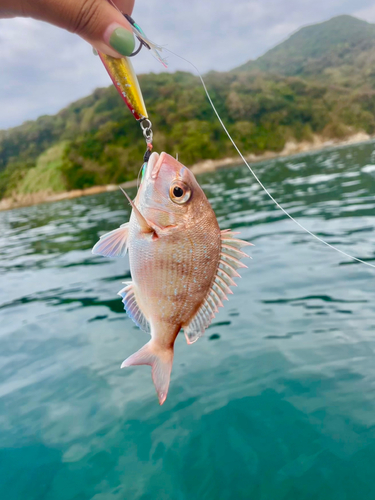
[17, 142, 69, 195]
[1, 15, 375, 200]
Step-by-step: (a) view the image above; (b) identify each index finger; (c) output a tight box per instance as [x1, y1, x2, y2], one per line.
[111, 0, 135, 15]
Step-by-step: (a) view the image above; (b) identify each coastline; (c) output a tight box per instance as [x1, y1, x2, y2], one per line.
[0, 131, 371, 212]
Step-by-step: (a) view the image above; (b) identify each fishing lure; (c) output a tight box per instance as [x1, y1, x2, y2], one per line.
[98, 4, 167, 152]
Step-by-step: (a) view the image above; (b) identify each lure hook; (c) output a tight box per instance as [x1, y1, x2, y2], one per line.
[125, 14, 151, 57]
[128, 41, 143, 58]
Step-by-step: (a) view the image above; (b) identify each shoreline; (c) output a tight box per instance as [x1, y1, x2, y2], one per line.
[0, 131, 371, 212]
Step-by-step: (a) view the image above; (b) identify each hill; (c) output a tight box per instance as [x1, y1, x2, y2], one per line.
[235, 15, 375, 85]
[1, 15, 375, 202]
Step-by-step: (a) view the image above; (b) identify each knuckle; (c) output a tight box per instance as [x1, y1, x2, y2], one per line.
[72, 0, 102, 36]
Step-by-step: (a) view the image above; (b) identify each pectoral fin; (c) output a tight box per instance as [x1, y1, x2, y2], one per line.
[92, 223, 129, 257]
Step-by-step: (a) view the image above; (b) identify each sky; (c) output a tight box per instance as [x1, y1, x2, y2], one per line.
[1, 0, 375, 130]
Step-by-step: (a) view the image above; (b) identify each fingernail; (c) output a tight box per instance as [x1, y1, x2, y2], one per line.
[92, 47, 98, 56]
[109, 27, 135, 56]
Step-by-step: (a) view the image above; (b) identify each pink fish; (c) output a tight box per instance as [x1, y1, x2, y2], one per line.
[93, 152, 251, 404]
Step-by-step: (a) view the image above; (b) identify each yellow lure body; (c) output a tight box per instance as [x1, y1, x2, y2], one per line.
[99, 53, 148, 121]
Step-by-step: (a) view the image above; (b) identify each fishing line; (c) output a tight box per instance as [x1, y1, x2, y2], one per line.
[163, 48, 375, 270]
[136, 162, 144, 190]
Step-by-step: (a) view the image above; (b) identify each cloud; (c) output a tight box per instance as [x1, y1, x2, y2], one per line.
[0, 18, 111, 128]
[355, 4, 375, 22]
[0, 0, 374, 129]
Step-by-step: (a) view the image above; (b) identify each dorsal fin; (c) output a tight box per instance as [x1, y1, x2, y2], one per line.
[183, 230, 251, 344]
[184, 299, 215, 344]
[118, 282, 150, 333]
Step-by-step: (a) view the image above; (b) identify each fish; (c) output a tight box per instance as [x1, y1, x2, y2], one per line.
[92, 152, 251, 404]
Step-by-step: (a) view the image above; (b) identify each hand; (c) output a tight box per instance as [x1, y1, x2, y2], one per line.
[0, 0, 136, 57]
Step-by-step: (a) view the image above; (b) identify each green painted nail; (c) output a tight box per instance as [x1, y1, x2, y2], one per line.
[109, 27, 135, 56]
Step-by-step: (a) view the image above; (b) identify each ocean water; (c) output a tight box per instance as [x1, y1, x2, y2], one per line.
[1, 141, 375, 499]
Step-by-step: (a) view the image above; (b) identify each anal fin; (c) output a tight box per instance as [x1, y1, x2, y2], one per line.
[184, 299, 215, 344]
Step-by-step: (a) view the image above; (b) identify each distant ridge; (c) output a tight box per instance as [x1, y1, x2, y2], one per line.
[235, 15, 375, 78]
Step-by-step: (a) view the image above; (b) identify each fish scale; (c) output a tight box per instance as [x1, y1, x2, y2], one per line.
[131, 219, 219, 326]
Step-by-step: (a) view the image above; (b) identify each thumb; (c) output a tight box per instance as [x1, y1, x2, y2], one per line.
[21, 0, 136, 57]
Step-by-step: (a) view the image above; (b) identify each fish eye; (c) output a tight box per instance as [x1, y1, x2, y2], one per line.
[169, 181, 191, 204]
[173, 186, 184, 197]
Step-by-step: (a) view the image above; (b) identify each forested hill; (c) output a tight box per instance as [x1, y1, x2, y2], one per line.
[1, 14, 375, 200]
[235, 15, 375, 85]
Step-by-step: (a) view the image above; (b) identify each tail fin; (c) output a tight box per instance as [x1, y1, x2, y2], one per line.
[121, 341, 174, 405]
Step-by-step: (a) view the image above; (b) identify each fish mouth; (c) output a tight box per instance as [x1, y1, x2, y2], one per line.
[149, 151, 176, 180]
[149, 152, 183, 180]
[146, 152, 160, 180]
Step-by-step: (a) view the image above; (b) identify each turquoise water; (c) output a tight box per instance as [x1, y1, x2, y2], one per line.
[1, 142, 375, 499]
